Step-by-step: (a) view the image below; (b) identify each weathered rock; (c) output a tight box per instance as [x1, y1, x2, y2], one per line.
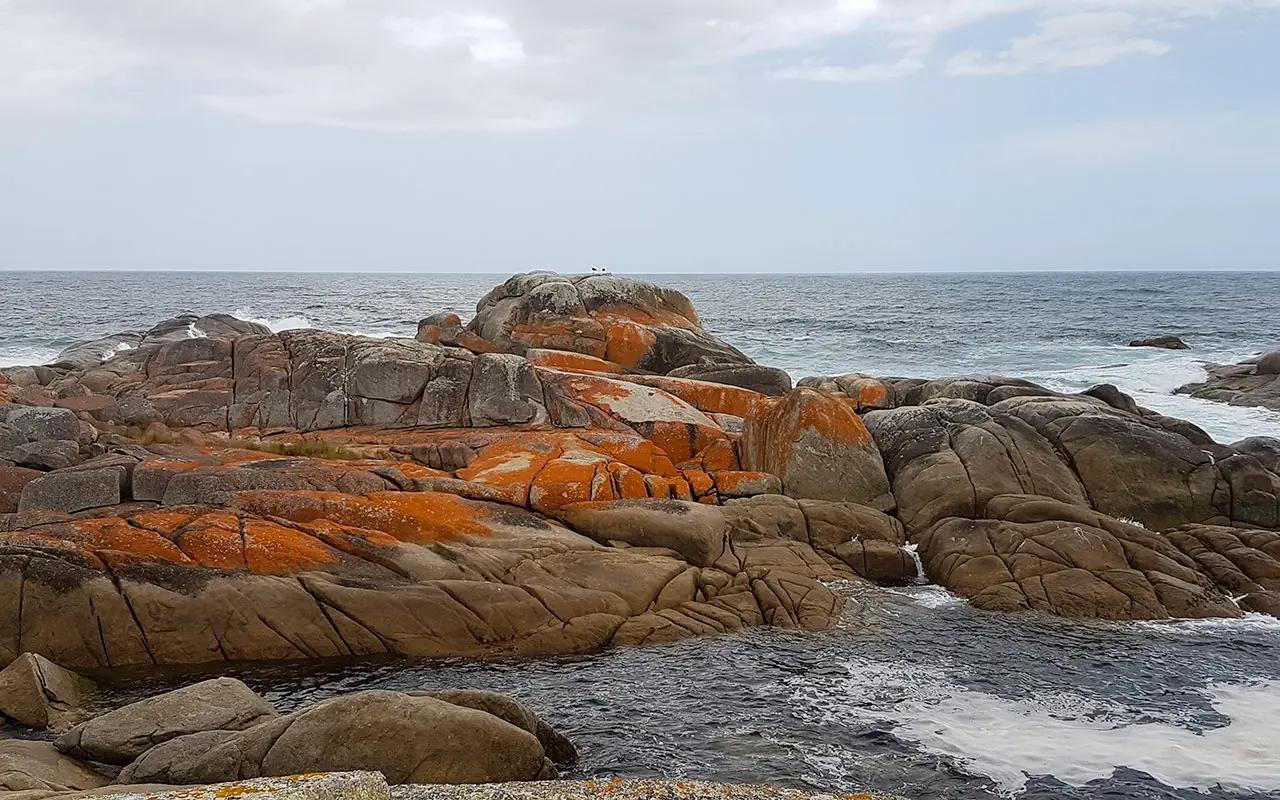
[4, 408, 82, 443]
[108, 771, 391, 800]
[0, 653, 97, 731]
[117, 691, 553, 786]
[468, 273, 754, 373]
[415, 690, 577, 765]
[1129, 335, 1190, 350]
[742, 389, 892, 510]
[0, 741, 108, 794]
[916, 494, 1241, 620]
[56, 678, 278, 765]
[0, 466, 42, 513]
[8, 441, 81, 472]
[666, 363, 793, 397]
[797, 374, 896, 411]
[0, 423, 25, 452]
[1177, 355, 1280, 412]
[1258, 351, 1280, 375]
[18, 469, 122, 514]
[559, 500, 727, 567]
[468, 354, 547, 427]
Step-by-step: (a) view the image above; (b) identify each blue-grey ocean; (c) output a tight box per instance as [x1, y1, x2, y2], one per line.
[5, 271, 1280, 800]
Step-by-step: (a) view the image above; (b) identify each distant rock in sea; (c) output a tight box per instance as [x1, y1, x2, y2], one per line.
[1129, 335, 1191, 350]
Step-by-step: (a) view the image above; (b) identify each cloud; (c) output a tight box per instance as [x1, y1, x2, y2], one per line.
[946, 12, 1171, 76]
[0, 0, 1277, 131]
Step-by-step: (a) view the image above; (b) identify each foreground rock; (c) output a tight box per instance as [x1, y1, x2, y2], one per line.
[0, 740, 108, 796]
[0, 654, 97, 731]
[1177, 351, 1280, 411]
[25, 679, 574, 789]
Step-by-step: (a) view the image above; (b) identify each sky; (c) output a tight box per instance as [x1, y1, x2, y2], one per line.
[1, 0, 1278, 274]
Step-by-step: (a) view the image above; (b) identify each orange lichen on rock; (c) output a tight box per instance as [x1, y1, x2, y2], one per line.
[621, 375, 763, 419]
[525, 349, 626, 374]
[240, 518, 343, 573]
[600, 318, 658, 369]
[69, 518, 194, 565]
[456, 439, 561, 506]
[234, 490, 497, 543]
[175, 514, 250, 570]
[454, 330, 506, 355]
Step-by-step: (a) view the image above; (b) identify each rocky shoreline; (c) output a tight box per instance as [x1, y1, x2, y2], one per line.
[2, 271, 1280, 797]
[1177, 351, 1280, 411]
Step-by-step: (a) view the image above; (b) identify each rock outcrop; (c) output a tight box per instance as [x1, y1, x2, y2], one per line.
[1129, 336, 1190, 350]
[0, 271, 1278, 672]
[0, 654, 96, 731]
[34, 680, 574, 788]
[1177, 352, 1280, 411]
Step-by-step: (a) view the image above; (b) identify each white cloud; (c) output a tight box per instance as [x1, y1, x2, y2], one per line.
[0, 0, 1277, 131]
[947, 12, 1171, 76]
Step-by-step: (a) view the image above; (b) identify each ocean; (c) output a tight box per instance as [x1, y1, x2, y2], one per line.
[3, 270, 1278, 442]
[4, 270, 1280, 799]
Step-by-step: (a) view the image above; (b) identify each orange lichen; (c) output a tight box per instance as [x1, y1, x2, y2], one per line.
[241, 519, 343, 573]
[529, 456, 614, 514]
[69, 518, 194, 565]
[454, 330, 506, 355]
[234, 490, 496, 543]
[600, 319, 658, 368]
[679, 468, 715, 499]
[525, 350, 626, 374]
[623, 376, 762, 418]
[176, 515, 248, 570]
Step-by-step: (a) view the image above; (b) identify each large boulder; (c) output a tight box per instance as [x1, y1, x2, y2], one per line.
[56, 678, 278, 765]
[742, 388, 892, 509]
[117, 691, 554, 786]
[0, 741, 108, 794]
[0, 466, 41, 513]
[468, 273, 754, 374]
[0, 653, 97, 731]
[915, 494, 1242, 620]
[559, 499, 727, 567]
[18, 469, 121, 514]
[4, 407, 81, 443]
[1177, 356, 1280, 411]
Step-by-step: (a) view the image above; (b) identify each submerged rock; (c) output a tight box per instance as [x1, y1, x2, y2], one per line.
[1129, 335, 1190, 350]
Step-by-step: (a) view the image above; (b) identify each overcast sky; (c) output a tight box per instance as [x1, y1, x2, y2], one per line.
[2, 0, 1278, 273]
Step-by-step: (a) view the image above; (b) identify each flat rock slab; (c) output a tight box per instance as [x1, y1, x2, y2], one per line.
[393, 781, 898, 800]
[90, 772, 389, 800]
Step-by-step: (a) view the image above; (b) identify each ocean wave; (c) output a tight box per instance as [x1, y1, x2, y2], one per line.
[789, 660, 1280, 796]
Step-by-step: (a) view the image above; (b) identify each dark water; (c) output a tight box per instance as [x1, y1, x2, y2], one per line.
[87, 585, 1280, 800]
[3, 271, 1280, 441]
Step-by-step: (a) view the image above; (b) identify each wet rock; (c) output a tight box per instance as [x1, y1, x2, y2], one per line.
[56, 677, 278, 765]
[1177, 355, 1280, 411]
[0, 653, 97, 731]
[742, 388, 892, 509]
[18, 469, 121, 514]
[1129, 335, 1190, 350]
[117, 691, 553, 786]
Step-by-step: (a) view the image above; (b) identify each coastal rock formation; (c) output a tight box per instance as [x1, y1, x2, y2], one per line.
[1129, 335, 1190, 350]
[0, 740, 108, 795]
[0, 271, 1278, 676]
[1177, 352, 1280, 411]
[35, 678, 573, 788]
[0, 653, 97, 731]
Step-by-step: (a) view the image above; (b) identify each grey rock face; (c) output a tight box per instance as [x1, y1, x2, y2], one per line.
[9, 440, 81, 472]
[468, 354, 547, 427]
[5, 407, 81, 443]
[56, 677, 278, 765]
[18, 468, 122, 513]
[1129, 335, 1190, 350]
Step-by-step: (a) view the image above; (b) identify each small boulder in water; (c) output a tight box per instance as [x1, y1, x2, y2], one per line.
[1129, 335, 1190, 350]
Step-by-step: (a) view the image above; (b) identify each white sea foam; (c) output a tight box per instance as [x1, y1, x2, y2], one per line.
[231, 310, 314, 333]
[791, 661, 1280, 796]
[1135, 612, 1280, 636]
